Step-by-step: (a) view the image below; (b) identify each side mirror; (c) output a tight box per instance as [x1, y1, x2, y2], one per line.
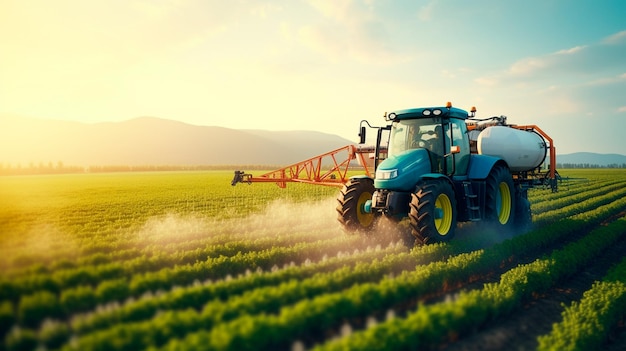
[359, 126, 366, 144]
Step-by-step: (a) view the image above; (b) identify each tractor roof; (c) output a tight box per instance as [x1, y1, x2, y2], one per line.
[388, 106, 469, 121]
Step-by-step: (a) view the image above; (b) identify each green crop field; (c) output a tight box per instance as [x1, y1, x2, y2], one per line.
[1, 169, 625, 351]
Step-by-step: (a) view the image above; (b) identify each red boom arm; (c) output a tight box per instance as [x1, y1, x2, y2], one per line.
[231, 145, 376, 188]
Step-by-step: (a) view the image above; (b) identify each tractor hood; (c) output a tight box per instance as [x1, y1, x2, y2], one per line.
[374, 148, 431, 191]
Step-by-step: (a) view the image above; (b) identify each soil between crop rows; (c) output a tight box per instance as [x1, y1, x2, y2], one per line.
[440, 224, 626, 351]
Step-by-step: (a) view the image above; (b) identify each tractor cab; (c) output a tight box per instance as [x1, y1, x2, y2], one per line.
[374, 105, 471, 193]
[388, 117, 469, 176]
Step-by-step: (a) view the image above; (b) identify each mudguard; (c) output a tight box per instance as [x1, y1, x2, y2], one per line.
[420, 173, 448, 180]
[468, 154, 505, 180]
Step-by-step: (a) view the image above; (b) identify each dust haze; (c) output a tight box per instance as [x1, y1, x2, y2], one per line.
[0, 223, 80, 272]
[1, 195, 518, 272]
[136, 196, 410, 250]
[1, 196, 411, 271]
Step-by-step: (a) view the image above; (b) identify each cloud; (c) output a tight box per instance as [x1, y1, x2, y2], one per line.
[508, 57, 549, 76]
[554, 46, 586, 55]
[602, 30, 626, 45]
[505, 45, 593, 79]
[509, 31, 625, 79]
[475, 30, 626, 87]
[583, 72, 626, 87]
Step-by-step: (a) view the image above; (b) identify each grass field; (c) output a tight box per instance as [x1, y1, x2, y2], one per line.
[1, 169, 625, 350]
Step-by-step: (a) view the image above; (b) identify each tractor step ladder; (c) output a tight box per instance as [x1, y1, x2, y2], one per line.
[463, 182, 481, 221]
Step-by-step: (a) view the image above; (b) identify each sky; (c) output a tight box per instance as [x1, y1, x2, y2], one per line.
[1, 0, 625, 154]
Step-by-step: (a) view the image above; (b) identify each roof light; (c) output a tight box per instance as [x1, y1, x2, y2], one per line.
[423, 110, 432, 116]
[433, 109, 442, 116]
[446, 102, 452, 109]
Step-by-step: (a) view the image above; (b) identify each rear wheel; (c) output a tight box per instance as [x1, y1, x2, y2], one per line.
[485, 165, 515, 231]
[514, 193, 532, 232]
[336, 178, 376, 232]
[409, 179, 457, 245]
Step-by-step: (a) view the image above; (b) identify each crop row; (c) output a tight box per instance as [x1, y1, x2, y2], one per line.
[4, 180, 625, 338]
[314, 217, 626, 351]
[58, 196, 626, 351]
[531, 180, 625, 214]
[3, 172, 626, 350]
[2, 216, 344, 283]
[0, 173, 337, 271]
[8, 176, 623, 303]
[2, 220, 342, 280]
[56, 232, 496, 340]
[1, 243, 399, 350]
[42, 250, 419, 350]
[526, 177, 619, 204]
[10, 235, 470, 348]
[3, 229, 370, 302]
[533, 186, 626, 225]
[162, 209, 626, 351]
[2, 198, 342, 276]
[536, 254, 626, 351]
[69, 243, 408, 334]
[5, 234, 400, 328]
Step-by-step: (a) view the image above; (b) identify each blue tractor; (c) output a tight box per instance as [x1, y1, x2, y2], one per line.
[337, 102, 557, 244]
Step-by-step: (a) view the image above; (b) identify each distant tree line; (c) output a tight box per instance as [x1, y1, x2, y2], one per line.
[556, 163, 626, 169]
[0, 161, 84, 175]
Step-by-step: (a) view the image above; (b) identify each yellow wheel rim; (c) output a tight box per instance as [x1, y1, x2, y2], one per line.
[356, 192, 374, 227]
[497, 182, 512, 224]
[434, 193, 453, 235]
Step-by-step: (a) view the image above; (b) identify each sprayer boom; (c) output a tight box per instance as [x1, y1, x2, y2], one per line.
[231, 145, 380, 188]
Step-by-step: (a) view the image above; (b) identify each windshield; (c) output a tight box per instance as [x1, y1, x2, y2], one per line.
[388, 118, 443, 158]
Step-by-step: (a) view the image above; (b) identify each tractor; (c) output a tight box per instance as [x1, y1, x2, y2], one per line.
[232, 102, 557, 245]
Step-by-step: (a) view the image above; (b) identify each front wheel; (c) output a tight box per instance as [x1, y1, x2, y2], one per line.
[409, 179, 457, 245]
[336, 178, 377, 232]
[485, 165, 516, 231]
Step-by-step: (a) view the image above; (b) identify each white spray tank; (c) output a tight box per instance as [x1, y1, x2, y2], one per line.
[477, 126, 547, 172]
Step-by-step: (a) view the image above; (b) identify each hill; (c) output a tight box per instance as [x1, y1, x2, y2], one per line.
[556, 152, 626, 167]
[0, 116, 354, 166]
[3, 115, 624, 169]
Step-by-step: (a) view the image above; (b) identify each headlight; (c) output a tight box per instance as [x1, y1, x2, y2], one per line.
[376, 169, 398, 180]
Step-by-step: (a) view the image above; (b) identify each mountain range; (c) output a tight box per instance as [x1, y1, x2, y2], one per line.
[1, 115, 624, 167]
[555, 152, 626, 167]
[0, 116, 354, 166]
